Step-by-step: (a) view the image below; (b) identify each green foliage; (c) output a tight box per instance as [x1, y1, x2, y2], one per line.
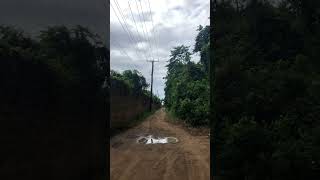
[214, 0, 320, 179]
[110, 69, 160, 105]
[194, 25, 210, 72]
[165, 39, 209, 126]
[122, 69, 148, 94]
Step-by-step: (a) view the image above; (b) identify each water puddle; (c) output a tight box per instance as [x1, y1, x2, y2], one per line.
[136, 135, 178, 144]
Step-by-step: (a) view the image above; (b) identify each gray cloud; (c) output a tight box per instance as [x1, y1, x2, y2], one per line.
[110, 21, 150, 48]
[125, 11, 154, 23]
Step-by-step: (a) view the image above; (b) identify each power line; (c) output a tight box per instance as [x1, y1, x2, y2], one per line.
[114, 0, 151, 62]
[112, 0, 148, 60]
[111, 1, 134, 46]
[113, 0, 139, 47]
[134, 0, 152, 59]
[128, 1, 142, 43]
[110, 39, 131, 59]
[110, 38, 141, 71]
[147, 0, 159, 60]
[110, 1, 141, 59]
[128, 1, 147, 61]
[113, 0, 143, 59]
[134, 0, 147, 44]
[138, 0, 154, 61]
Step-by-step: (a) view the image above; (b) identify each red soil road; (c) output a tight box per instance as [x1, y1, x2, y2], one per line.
[110, 108, 210, 180]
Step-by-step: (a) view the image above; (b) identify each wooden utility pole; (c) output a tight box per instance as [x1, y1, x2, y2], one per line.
[147, 60, 158, 112]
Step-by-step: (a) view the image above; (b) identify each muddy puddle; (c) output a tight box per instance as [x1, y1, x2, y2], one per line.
[136, 135, 178, 144]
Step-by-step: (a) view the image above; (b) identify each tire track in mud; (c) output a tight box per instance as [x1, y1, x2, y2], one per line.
[110, 108, 209, 180]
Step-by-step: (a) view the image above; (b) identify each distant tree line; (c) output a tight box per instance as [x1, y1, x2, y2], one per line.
[110, 69, 161, 105]
[213, 0, 320, 179]
[164, 25, 210, 126]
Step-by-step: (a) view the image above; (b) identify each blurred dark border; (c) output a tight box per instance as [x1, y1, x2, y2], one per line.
[0, 1, 110, 180]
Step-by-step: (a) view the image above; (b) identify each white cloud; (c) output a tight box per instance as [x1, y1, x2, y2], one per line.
[110, 0, 210, 99]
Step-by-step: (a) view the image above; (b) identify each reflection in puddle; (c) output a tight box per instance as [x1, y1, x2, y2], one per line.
[137, 135, 178, 144]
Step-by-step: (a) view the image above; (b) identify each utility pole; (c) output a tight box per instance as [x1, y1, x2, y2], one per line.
[146, 59, 158, 135]
[147, 60, 158, 112]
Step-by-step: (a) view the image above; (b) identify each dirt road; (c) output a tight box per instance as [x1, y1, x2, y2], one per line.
[110, 108, 210, 180]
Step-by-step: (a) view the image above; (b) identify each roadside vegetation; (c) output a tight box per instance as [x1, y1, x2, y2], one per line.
[164, 25, 210, 127]
[111, 69, 161, 104]
[110, 69, 161, 136]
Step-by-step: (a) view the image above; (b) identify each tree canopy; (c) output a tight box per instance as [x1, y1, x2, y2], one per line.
[164, 27, 209, 126]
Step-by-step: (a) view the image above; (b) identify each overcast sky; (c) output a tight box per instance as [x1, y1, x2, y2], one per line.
[110, 0, 210, 99]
